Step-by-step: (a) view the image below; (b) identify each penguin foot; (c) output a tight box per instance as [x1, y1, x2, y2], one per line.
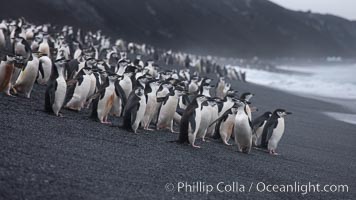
[11, 87, 18, 94]
[224, 142, 232, 146]
[145, 128, 155, 131]
[5, 92, 16, 97]
[101, 121, 112, 125]
[191, 144, 201, 148]
[269, 150, 279, 156]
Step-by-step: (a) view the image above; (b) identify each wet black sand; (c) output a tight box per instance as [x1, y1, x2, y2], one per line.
[0, 79, 355, 199]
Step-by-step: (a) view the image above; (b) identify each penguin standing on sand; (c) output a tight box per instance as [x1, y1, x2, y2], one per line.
[156, 87, 185, 133]
[210, 105, 239, 145]
[177, 95, 207, 148]
[196, 98, 217, 141]
[260, 109, 292, 155]
[64, 67, 93, 111]
[36, 53, 52, 85]
[11, 37, 32, 84]
[141, 80, 161, 130]
[240, 92, 254, 120]
[0, 55, 16, 96]
[252, 111, 272, 146]
[12, 53, 42, 98]
[90, 74, 118, 124]
[122, 87, 146, 133]
[205, 98, 219, 137]
[233, 100, 253, 153]
[109, 76, 127, 117]
[44, 57, 67, 117]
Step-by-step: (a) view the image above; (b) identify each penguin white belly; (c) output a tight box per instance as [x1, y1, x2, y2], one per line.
[97, 86, 115, 121]
[14, 58, 39, 97]
[206, 108, 219, 137]
[188, 108, 202, 145]
[254, 121, 267, 146]
[197, 107, 210, 138]
[234, 113, 252, 152]
[37, 57, 52, 85]
[219, 115, 235, 144]
[219, 101, 234, 117]
[158, 98, 178, 128]
[74, 49, 82, 59]
[142, 94, 157, 128]
[117, 66, 126, 76]
[246, 105, 252, 121]
[110, 94, 123, 116]
[133, 96, 146, 131]
[86, 74, 97, 105]
[66, 76, 91, 109]
[120, 78, 132, 98]
[53, 77, 67, 115]
[268, 118, 285, 151]
[0, 31, 5, 48]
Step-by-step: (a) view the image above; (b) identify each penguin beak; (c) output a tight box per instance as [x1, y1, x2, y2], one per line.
[286, 112, 292, 115]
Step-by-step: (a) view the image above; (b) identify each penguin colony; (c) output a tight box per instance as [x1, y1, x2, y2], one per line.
[0, 18, 292, 155]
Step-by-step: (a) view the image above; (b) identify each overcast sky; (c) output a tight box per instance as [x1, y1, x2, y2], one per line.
[270, 0, 356, 20]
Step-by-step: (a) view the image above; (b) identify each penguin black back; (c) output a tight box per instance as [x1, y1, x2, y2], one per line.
[260, 110, 281, 148]
[178, 96, 199, 143]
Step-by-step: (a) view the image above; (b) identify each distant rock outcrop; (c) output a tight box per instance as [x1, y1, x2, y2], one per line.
[1, 0, 356, 58]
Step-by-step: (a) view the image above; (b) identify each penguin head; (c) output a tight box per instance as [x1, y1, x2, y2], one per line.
[196, 95, 207, 104]
[264, 111, 273, 118]
[108, 73, 119, 82]
[14, 55, 25, 68]
[85, 57, 97, 68]
[274, 109, 292, 117]
[83, 67, 93, 75]
[150, 80, 161, 88]
[55, 57, 67, 66]
[234, 99, 246, 107]
[137, 76, 149, 85]
[120, 52, 127, 59]
[175, 87, 186, 97]
[240, 92, 254, 101]
[207, 98, 217, 106]
[231, 107, 239, 114]
[226, 89, 238, 97]
[135, 87, 144, 96]
[203, 84, 213, 90]
[5, 55, 16, 63]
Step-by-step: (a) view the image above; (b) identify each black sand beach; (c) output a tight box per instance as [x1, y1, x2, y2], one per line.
[0, 77, 355, 199]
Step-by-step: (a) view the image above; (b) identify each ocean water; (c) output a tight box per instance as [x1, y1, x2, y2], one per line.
[236, 64, 356, 125]
[241, 64, 356, 100]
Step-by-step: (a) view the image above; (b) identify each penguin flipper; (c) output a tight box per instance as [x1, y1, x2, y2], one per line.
[261, 120, 277, 148]
[157, 96, 168, 103]
[38, 61, 45, 79]
[45, 81, 57, 113]
[209, 109, 231, 127]
[115, 81, 127, 107]
[130, 104, 139, 126]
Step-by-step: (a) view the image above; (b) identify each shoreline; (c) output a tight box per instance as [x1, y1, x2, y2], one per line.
[1, 79, 355, 199]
